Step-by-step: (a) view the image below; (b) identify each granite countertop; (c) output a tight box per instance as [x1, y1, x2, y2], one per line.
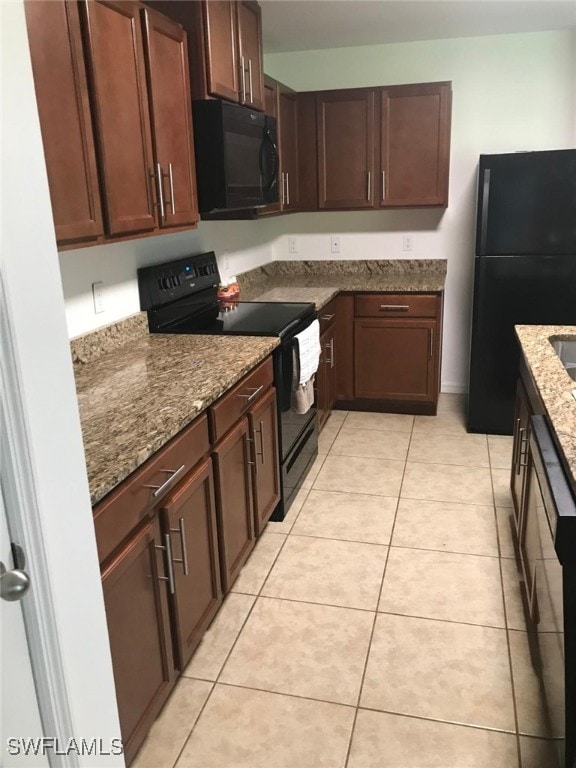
[515, 325, 576, 493]
[237, 259, 447, 309]
[74, 332, 279, 506]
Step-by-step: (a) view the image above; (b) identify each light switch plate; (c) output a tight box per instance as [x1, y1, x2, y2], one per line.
[330, 235, 341, 254]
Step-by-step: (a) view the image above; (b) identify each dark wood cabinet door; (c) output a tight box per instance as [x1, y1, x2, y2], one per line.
[82, 0, 157, 236]
[317, 89, 375, 209]
[203, 0, 239, 103]
[316, 329, 329, 430]
[325, 329, 337, 412]
[160, 457, 222, 671]
[511, 379, 531, 529]
[101, 516, 175, 765]
[278, 85, 299, 211]
[213, 418, 255, 592]
[354, 318, 437, 402]
[248, 387, 281, 535]
[380, 82, 451, 207]
[335, 295, 355, 402]
[25, 0, 103, 245]
[237, 1, 264, 111]
[264, 74, 278, 118]
[142, 7, 199, 229]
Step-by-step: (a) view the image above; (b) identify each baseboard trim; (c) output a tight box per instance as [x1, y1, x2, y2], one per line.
[440, 383, 469, 395]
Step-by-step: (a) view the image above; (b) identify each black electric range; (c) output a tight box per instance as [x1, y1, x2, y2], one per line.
[138, 252, 319, 519]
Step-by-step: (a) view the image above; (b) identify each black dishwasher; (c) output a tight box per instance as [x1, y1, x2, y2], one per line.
[524, 416, 576, 767]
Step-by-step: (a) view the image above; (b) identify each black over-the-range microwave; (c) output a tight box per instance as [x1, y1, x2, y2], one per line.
[192, 100, 279, 214]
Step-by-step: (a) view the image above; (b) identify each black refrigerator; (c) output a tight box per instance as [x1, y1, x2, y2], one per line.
[467, 149, 576, 435]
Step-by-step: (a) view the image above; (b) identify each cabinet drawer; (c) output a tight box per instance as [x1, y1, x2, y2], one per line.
[319, 299, 337, 333]
[209, 357, 274, 442]
[355, 293, 439, 318]
[94, 414, 210, 565]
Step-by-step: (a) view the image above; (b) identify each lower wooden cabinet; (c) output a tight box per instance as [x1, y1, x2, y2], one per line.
[159, 457, 222, 671]
[248, 387, 281, 535]
[317, 325, 337, 429]
[212, 417, 256, 592]
[101, 516, 175, 765]
[354, 318, 438, 403]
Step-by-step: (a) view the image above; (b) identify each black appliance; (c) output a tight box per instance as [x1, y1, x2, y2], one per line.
[137, 252, 318, 520]
[525, 416, 576, 768]
[468, 149, 576, 435]
[192, 100, 279, 213]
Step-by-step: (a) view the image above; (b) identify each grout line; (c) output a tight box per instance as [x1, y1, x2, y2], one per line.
[216, 679, 357, 709]
[356, 705, 519, 736]
[166, 679, 216, 768]
[344, 421, 413, 768]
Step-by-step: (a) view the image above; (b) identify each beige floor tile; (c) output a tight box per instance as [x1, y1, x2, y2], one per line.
[326, 409, 349, 426]
[361, 613, 515, 731]
[318, 424, 340, 455]
[183, 594, 256, 682]
[268, 487, 309, 534]
[175, 684, 355, 768]
[330, 428, 410, 461]
[492, 468, 513, 507]
[488, 435, 514, 470]
[132, 678, 212, 768]
[301, 454, 327, 490]
[519, 736, 563, 768]
[292, 490, 397, 545]
[501, 558, 527, 631]
[437, 392, 468, 413]
[231, 530, 286, 595]
[413, 411, 468, 436]
[314, 455, 405, 496]
[262, 535, 388, 610]
[509, 630, 565, 738]
[392, 498, 498, 557]
[343, 411, 414, 432]
[347, 709, 519, 768]
[401, 462, 494, 506]
[408, 431, 489, 467]
[379, 548, 505, 627]
[496, 507, 517, 558]
[220, 597, 373, 705]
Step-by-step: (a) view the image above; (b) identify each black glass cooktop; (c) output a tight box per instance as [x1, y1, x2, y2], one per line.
[168, 301, 316, 338]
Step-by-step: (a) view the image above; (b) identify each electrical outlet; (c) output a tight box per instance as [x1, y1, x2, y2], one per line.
[403, 234, 414, 252]
[288, 236, 298, 254]
[330, 235, 341, 254]
[92, 281, 105, 314]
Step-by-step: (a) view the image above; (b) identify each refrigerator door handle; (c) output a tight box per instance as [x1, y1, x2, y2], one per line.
[478, 167, 491, 256]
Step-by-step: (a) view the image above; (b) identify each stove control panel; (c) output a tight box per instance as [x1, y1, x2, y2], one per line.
[137, 252, 221, 309]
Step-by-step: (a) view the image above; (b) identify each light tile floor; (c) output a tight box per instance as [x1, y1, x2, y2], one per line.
[133, 396, 560, 768]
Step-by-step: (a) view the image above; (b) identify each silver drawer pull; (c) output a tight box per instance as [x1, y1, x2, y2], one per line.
[238, 385, 264, 402]
[321, 314, 335, 321]
[155, 533, 175, 594]
[257, 420, 265, 465]
[380, 304, 409, 311]
[170, 518, 189, 576]
[168, 163, 175, 213]
[144, 464, 186, 498]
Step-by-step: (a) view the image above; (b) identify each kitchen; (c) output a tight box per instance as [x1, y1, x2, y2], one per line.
[1, 1, 575, 767]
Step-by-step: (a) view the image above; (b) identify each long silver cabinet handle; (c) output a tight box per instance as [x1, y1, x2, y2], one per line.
[168, 163, 175, 213]
[330, 338, 335, 369]
[280, 172, 285, 206]
[238, 385, 264, 403]
[430, 328, 434, 358]
[155, 533, 175, 594]
[513, 418, 522, 470]
[380, 304, 409, 311]
[144, 464, 186, 498]
[240, 56, 246, 102]
[153, 163, 165, 219]
[258, 420, 265, 465]
[248, 58, 253, 103]
[367, 171, 371, 201]
[170, 518, 189, 576]
[382, 171, 386, 200]
[286, 172, 290, 205]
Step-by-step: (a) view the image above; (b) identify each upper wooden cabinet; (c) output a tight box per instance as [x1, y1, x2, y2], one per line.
[156, 1, 265, 111]
[25, 0, 103, 245]
[278, 83, 299, 211]
[317, 89, 376, 209]
[310, 82, 452, 211]
[380, 82, 452, 207]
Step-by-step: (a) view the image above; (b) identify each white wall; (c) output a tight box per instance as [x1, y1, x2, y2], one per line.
[265, 30, 576, 392]
[1, 2, 123, 762]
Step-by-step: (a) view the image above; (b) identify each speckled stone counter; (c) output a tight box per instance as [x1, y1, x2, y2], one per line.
[237, 259, 447, 308]
[516, 325, 576, 492]
[74, 333, 279, 506]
